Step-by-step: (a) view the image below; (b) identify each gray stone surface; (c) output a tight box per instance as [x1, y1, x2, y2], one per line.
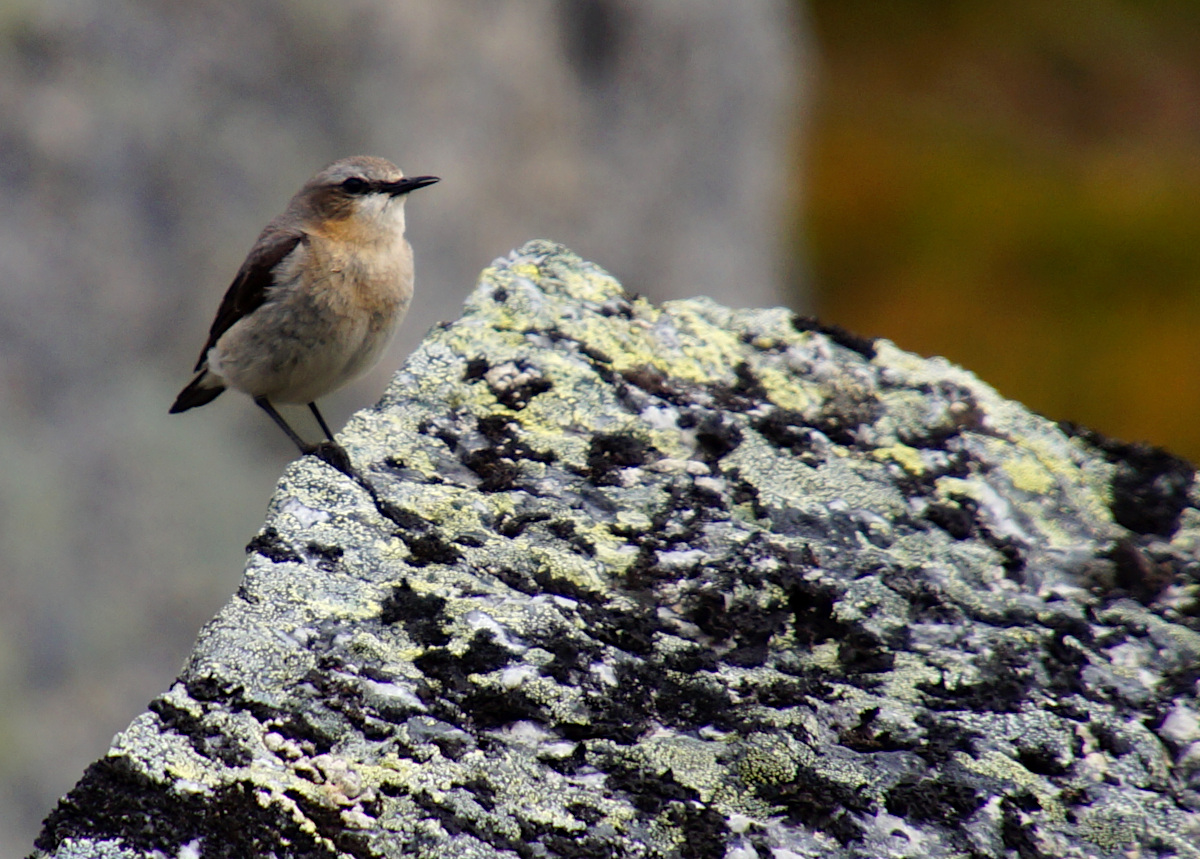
[33, 242, 1200, 858]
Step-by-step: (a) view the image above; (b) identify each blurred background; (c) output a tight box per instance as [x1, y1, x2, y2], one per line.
[1, 0, 1199, 852]
[806, 0, 1200, 460]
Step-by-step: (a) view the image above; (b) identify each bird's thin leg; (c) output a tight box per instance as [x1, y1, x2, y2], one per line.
[306, 402, 353, 474]
[255, 397, 311, 453]
[308, 402, 336, 441]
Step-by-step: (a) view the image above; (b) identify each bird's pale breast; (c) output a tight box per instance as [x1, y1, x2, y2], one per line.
[208, 233, 414, 404]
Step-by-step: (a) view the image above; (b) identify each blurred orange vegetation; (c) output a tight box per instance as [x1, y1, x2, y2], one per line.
[804, 0, 1200, 461]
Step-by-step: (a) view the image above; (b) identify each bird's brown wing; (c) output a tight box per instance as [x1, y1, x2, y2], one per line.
[193, 227, 306, 371]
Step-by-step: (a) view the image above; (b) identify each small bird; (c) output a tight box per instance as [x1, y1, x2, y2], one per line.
[170, 156, 438, 463]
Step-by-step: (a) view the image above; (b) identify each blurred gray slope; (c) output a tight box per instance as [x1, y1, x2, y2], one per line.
[34, 242, 1200, 858]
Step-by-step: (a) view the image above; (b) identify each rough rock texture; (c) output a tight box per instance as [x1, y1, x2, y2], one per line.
[33, 241, 1200, 858]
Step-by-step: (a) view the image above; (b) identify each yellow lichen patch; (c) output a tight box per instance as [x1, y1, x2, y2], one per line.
[809, 641, 841, 670]
[508, 263, 541, 282]
[593, 540, 640, 577]
[307, 598, 380, 621]
[956, 751, 1065, 822]
[528, 543, 612, 591]
[644, 303, 748, 384]
[736, 739, 799, 787]
[559, 268, 625, 304]
[876, 652, 946, 703]
[752, 361, 814, 412]
[642, 736, 726, 803]
[1001, 453, 1057, 495]
[871, 443, 926, 476]
[395, 484, 495, 533]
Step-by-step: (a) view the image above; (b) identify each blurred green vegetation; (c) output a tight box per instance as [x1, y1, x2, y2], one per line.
[805, 0, 1200, 460]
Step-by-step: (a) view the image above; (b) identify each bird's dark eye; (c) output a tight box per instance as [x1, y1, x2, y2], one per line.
[341, 177, 370, 195]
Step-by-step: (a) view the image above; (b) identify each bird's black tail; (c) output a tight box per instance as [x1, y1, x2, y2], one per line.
[170, 371, 225, 413]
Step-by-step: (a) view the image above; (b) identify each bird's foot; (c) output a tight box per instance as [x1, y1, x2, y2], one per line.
[308, 440, 354, 476]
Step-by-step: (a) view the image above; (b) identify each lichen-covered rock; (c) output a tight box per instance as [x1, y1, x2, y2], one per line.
[33, 241, 1200, 858]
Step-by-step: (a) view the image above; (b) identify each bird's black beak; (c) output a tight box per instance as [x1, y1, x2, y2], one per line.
[384, 176, 440, 197]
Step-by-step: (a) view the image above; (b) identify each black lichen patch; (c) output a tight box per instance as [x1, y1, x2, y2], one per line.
[1000, 796, 1052, 859]
[279, 789, 374, 859]
[577, 600, 663, 657]
[406, 789, 531, 857]
[496, 510, 552, 539]
[753, 672, 833, 709]
[1060, 423, 1195, 537]
[498, 375, 553, 411]
[1041, 625, 1092, 699]
[920, 492, 1030, 579]
[376, 499, 434, 532]
[603, 757, 701, 814]
[1016, 745, 1070, 777]
[807, 387, 884, 448]
[462, 686, 546, 730]
[727, 471, 769, 520]
[416, 415, 462, 452]
[305, 542, 343, 572]
[988, 533, 1027, 582]
[179, 676, 279, 725]
[752, 409, 824, 465]
[459, 630, 516, 675]
[36, 757, 336, 859]
[882, 568, 961, 624]
[654, 670, 740, 730]
[693, 413, 743, 463]
[753, 766, 868, 845]
[495, 510, 597, 557]
[667, 804, 730, 859]
[620, 366, 693, 407]
[584, 432, 655, 486]
[414, 631, 518, 727]
[542, 637, 603, 685]
[615, 480, 734, 589]
[245, 527, 302, 563]
[791, 314, 878, 359]
[463, 356, 490, 381]
[530, 567, 607, 605]
[923, 498, 977, 540]
[837, 627, 896, 675]
[289, 647, 403, 742]
[911, 713, 980, 768]
[461, 415, 557, 493]
[885, 777, 984, 827]
[401, 531, 462, 567]
[547, 518, 597, 556]
[462, 447, 522, 493]
[380, 581, 450, 646]
[486, 360, 555, 410]
[893, 382, 985, 450]
[412, 648, 474, 699]
[837, 707, 909, 753]
[1105, 537, 1175, 604]
[148, 697, 251, 768]
[682, 585, 788, 669]
[570, 660, 662, 743]
[787, 580, 849, 646]
[711, 362, 769, 412]
[919, 642, 1032, 713]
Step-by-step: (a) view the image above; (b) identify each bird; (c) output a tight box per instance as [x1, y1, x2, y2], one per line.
[170, 156, 438, 465]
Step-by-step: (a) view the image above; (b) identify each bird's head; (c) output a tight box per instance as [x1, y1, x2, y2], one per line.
[295, 155, 438, 243]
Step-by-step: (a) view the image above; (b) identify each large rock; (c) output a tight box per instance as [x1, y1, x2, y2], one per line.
[33, 242, 1200, 858]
